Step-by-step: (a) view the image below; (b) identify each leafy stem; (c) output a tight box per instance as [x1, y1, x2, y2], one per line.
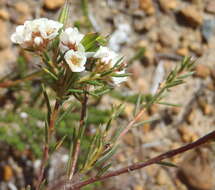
[68, 90, 88, 180]
[36, 99, 61, 190]
[48, 130, 215, 190]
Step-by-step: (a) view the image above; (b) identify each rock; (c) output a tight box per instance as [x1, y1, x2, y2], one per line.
[198, 97, 214, 115]
[14, 1, 30, 15]
[141, 48, 155, 65]
[176, 47, 189, 56]
[194, 64, 211, 78]
[0, 8, 10, 20]
[0, 48, 16, 78]
[156, 169, 171, 185]
[185, 109, 196, 124]
[205, 1, 215, 14]
[134, 16, 156, 32]
[12, 1, 31, 24]
[201, 19, 215, 42]
[134, 185, 144, 190]
[0, 20, 10, 49]
[139, 0, 155, 15]
[179, 6, 203, 27]
[159, 0, 178, 12]
[108, 23, 131, 52]
[206, 81, 215, 91]
[116, 153, 126, 162]
[3, 165, 13, 181]
[178, 150, 215, 190]
[189, 42, 203, 56]
[178, 125, 198, 143]
[44, 0, 65, 10]
[158, 27, 180, 48]
[0, 0, 6, 6]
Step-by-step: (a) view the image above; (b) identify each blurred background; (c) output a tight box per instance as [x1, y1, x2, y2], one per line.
[0, 0, 215, 190]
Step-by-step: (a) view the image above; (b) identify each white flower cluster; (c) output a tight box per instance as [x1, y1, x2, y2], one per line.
[11, 18, 127, 85]
[11, 18, 63, 48]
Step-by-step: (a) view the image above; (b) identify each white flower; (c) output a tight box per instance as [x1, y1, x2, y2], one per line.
[94, 46, 127, 85]
[112, 70, 128, 85]
[64, 50, 86, 72]
[11, 18, 63, 48]
[11, 25, 31, 45]
[94, 46, 119, 68]
[39, 19, 63, 40]
[59, 27, 84, 53]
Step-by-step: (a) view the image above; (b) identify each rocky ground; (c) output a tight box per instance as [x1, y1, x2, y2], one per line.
[0, 0, 215, 190]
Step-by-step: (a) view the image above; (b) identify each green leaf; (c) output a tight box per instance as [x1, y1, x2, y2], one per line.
[81, 33, 107, 52]
[42, 85, 51, 123]
[177, 71, 195, 79]
[94, 145, 118, 167]
[158, 102, 182, 107]
[54, 135, 67, 151]
[111, 73, 130, 77]
[42, 68, 58, 80]
[96, 163, 112, 176]
[44, 120, 49, 144]
[157, 161, 178, 168]
[56, 104, 74, 126]
[133, 118, 159, 127]
[92, 87, 112, 97]
[58, 0, 70, 25]
[68, 89, 84, 93]
[86, 80, 104, 86]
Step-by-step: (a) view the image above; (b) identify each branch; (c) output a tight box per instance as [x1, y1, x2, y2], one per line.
[68, 91, 88, 180]
[0, 71, 42, 88]
[48, 130, 215, 190]
[36, 100, 61, 190]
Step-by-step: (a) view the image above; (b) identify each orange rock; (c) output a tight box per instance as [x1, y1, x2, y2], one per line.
[195, 64, 211, 78]
[139, 0, 155, 15]
[179, 6, 203, 27]
[3, 165, 13, 181]
[176, 47, 189, 56]
[44, 0, 65, 10]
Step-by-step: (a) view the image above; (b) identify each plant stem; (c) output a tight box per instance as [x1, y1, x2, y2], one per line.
[69, 92, 88, 181]
[49, 100, 61, 134]
[36, 100, 60, 190]
[48, 130, 215, 190]
[0, 71, 42, 88]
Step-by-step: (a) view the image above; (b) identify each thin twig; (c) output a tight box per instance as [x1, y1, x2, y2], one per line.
[118, 109, 145, 140]
[49, 100, 61, 133]
[71, 130, 215, 189]
[48, 130, 215, 190]
[35, 144, 49, 190]
[69, 140, 81, 180]
[36, 100, 61, 190]
[0, 71, 42, 88]
[69, 92, 88, 180]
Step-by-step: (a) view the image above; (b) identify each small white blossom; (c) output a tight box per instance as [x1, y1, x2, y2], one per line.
[94, 46, 119, 67]
[11, 18, 63, 48]
[64, 50, 86, 72]
[39, 19, 63, 40]
[59, 27, 85, 53]
[94, 46, 127, 84]
[11, 25, 31, 45]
